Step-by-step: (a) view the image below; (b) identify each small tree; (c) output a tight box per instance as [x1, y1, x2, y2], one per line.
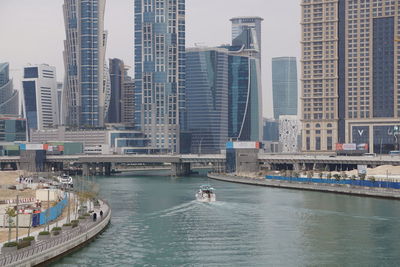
[293, 172, 300, 178]
[342, 173, 348, 179]
[327, 172, 332, 179]
[359, 173, 366, 180]
[319, 172, 324, 179]
[5, 207, 16, 243]
[369, 176, 376, 183]
[351, 175, 356, 181]
[333, 173, 341, 181]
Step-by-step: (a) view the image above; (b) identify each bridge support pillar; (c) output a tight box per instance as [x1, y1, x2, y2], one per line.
[105, 163, 112, 176]
[82, 163, 90, 176]
[171, 163, 191, 176]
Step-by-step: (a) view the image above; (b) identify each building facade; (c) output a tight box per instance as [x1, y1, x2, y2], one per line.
[22, 64, 59, 131]
[121, 70, 135, 125]
[186, 47, 229, 154]
[228, 53, 262, 141]
[0, 63, 18, 116]
[230, 17, 263, 64]
[301, 0, 400, 154]
[0, 116, 27, 142]
[279, 115, 301, 153]
[272, 57, 298, 119]
[134, 0, 186, 153]
[63, 0, 108, 127]
[263, 118, 279, 142]
[107, 58, 124, 123]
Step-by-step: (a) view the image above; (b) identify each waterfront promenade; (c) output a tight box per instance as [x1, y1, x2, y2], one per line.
[208, 173, 400, 199]
[0, 200, 110, 266]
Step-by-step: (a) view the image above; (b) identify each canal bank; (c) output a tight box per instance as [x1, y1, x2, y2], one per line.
[208, 173, 400, 200]
[0, 200, 111, 267]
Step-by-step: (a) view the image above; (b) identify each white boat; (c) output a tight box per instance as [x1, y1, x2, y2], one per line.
[57, 174, 73, 187]
[196, 185, 216, 202]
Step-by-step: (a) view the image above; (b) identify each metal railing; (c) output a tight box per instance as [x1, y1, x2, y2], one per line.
[0, 201, 110, 266]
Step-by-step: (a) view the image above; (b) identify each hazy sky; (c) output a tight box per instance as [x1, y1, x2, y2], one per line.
[0, 0, 301, 118]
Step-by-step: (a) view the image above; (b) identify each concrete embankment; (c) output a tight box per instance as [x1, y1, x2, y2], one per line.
[208, 173, 400, 200]
[0, 200, 111, 267]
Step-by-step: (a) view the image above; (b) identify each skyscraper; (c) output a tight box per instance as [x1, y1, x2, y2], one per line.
[227, 53, 262, 141]
[186, 47, 229, 154]
[134, 0, 185, 153]
[22, 64, 59, 130]
[230, 17, 263, 63]
[121, 68, 135, 125]
[0, 63, 18, 116]
[227, 17, 263, 142]
[301, 0, 400, 154]
[272, 57, 298, 119]
[63, 0, 108, 128]
[107, 58, 124, 123]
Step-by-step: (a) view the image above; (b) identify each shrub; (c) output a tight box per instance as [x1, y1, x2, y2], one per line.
[369, 176, 376, 183]
[3, 242, 17, 248]
[78, 216, 86, 220]
[22, 236, 35, 242]
[326, 173, 332, 179]
[351, 175, 356, 180]
[39, 231, 50, 236]
[84, 213, 90, 217]
[52, 227, 62, 232]
[63, 223, 72, 227]
[360, 173, 366, 180]
[17, 240, 31, 249]
[293, 172, 300, 178]
[71, 220, 79, 224]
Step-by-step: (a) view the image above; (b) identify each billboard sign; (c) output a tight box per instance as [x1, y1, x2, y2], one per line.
[226, 142, 261, 149]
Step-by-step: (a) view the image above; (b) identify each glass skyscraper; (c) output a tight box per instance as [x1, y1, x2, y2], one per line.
[186, 47, 229, 154]
[228, 54, 262, 141]
[0, 63, 18, 116]
[272, 57, 298, 120]
[63, 0, 108, 127]
[134, 0, 185, 153]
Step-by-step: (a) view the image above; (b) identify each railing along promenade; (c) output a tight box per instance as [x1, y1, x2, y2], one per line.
[0, 201, 110, 267]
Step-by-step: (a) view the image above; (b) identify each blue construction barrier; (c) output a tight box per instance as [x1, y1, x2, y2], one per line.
[266, 176, 400, 189]
[36, 195, 68, 226]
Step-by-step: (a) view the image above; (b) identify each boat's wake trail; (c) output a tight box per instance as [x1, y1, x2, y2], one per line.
[147, 201, 198, 218]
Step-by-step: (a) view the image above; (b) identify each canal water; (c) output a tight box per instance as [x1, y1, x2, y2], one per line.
[53, 171, 400, 266]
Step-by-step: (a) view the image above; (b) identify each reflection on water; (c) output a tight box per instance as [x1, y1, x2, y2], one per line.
[52, 172, 400, 266]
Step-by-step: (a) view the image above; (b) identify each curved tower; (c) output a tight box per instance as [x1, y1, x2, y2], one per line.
[0, 63, 19, 115]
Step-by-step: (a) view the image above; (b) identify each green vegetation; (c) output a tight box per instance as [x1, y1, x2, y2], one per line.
[369, 176, 376, 183]
[3, 242, 17, 248]
[38, 231, 50, 236]
[351, 175, 357, 180]
[333, 174, 341, 181]
[52, 227, 62, 232]
[22, 236, 35, 242]
[63, 223, 72, 227]
[78, 216, 86, 220]
[326, 173, 332, 179]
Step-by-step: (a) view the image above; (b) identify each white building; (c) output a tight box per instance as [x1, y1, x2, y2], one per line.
[22, 64, 59, 131]
[279, 115, 301, 153]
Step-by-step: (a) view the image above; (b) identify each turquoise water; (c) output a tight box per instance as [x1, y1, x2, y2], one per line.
[53, 171, 400, 266]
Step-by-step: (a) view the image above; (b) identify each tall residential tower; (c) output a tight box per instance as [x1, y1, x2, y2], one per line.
[134, 0, 186, 153]
[63, 0, 108, 127]
[301, 0, 400, 154]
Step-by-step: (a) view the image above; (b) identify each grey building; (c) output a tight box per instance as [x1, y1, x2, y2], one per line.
[134, 0, 185, 153]
[186, 47, 229, 154]
[0, 63, 18, 116]
[63, 0, 108, 127]
[121, 70, 135, 125]
[263, 118, 279, 142]
[272, 57, 298, 120]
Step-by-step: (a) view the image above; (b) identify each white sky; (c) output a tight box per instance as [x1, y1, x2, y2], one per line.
[0, 0, 301, 118]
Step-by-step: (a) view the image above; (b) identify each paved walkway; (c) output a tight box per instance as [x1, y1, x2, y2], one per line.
[0, 200, 110, 266]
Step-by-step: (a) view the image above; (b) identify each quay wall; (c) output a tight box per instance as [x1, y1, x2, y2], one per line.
[208, 173, 400, 200]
